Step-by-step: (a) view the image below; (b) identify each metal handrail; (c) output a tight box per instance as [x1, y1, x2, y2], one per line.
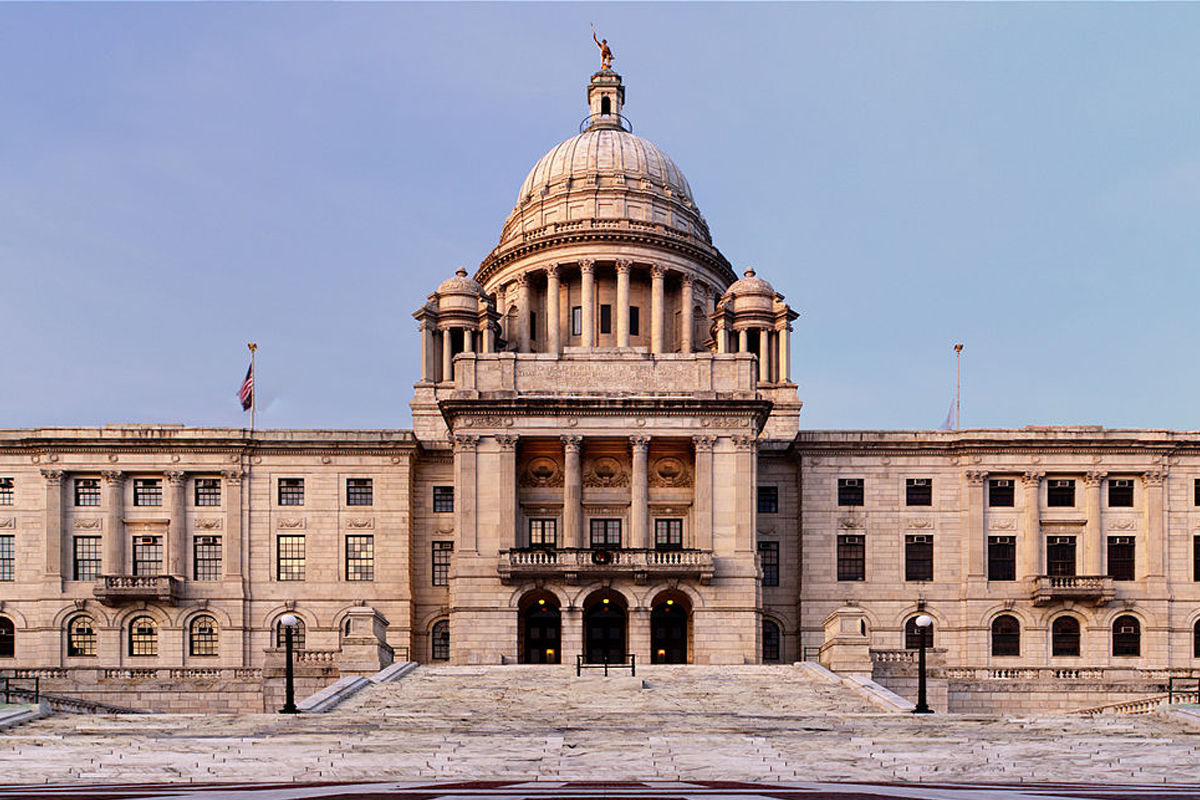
[1, 676, 40, 705]
[576, 653, 636, 678]
[578, 113, 633, 134]
[1169, 676, 1200, 705]
[802, 646, 822, 662]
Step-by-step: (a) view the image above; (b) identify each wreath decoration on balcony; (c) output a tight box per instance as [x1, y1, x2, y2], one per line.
[591, 549, 614, 565]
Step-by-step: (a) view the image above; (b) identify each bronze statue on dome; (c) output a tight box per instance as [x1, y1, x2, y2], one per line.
[592, 28, 613, 70]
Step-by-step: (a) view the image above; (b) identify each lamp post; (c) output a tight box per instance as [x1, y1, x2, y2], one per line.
[279, 613, 299, 714]
[913, 614, 933, 714]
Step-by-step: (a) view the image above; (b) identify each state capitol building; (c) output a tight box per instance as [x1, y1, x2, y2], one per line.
[3, 68, 1199, 713]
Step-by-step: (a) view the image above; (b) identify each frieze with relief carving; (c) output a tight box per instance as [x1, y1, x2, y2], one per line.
[649, 456, 691, 488]
[521, 457, 563, 488]
[584, 456, 628, 488]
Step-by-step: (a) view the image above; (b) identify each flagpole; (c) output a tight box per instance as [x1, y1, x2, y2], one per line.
[954, 343, 964, 430]
[248, 342, 258, 434]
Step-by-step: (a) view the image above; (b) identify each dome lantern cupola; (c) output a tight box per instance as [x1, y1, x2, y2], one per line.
[585, 69, 626, 131]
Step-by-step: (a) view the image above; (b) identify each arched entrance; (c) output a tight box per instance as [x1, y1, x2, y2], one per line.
[650, 591, 691, 664]
[519, 591, 561, 664]
[583, 590, 627, 663]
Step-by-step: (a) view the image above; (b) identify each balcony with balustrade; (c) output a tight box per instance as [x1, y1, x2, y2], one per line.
[499, 547, 714, 585]
[1028, 574, 1116, 606]
[93, 575, 180, 606]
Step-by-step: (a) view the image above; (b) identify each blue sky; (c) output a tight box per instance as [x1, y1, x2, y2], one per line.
[3, 3, 1199, 432]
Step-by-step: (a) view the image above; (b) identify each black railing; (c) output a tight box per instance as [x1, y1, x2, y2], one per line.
[802, 646, 822, 662]
[576, 654, 636, 677]
[578, 113, 633, 134]
[1, 675, 40, 705]
[1168, 676, 1200, 705]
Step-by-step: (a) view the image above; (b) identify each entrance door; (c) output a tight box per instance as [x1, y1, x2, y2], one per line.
[651, 602, 688, 663]
[523, 606, 561, 664]
[584, 603, 626, 663]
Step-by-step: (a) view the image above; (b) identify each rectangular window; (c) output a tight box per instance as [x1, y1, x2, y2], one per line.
[1047, 535, 1077, 577]
[193, 536, 222, 581]
[758, 541, 779, 587]
[571, 306, 582, 336]
[276, 534, 306, 581]
[1195, 535, 1200, 582]
[988, 479, 1014, 507]
[1195, 479, 1200, 507]
[837, 534, 865, 581]
[589, 518, 621, 549]
[530, 311, 537, 341]
[905, 535, 934, 581]
[837, 478, 864, 507]
[132, 535, 163, 576]
[194, 478, 221, 507]
[346, 534, 375, 581]
[529, 518, 557, 548]
[1108, 536, 1135, 581]
[73, 536, 102, 581]
[432, 541, 453, 586]
[0, 478, 12, 505]
[1047, 479, 1075, 507]
[655, 518, 683, 551]
[0, 535, 12, 581]
[757, 486, 779, 514]
[75, 478, 101, 507]
[433, 486, 454, 513]
[987, 536, 1016, 581]
[278, 478, 304, 506]
[133, 478, 162, 507]
[599, 304, 612, 334]
[1108, 479, 1134, 508]
[906, 478, 932, 506]
[346, 478, 373, 506]
[629, 306, 640, 337]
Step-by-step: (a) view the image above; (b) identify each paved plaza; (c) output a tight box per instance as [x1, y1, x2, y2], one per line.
[3, 666, 1200, 790]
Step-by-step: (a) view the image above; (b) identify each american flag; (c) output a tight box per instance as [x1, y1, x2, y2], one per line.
[238, 363, 254, 411]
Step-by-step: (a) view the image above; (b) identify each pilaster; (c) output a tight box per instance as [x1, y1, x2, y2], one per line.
[1144, 469, 1166, 578]
[40, 469, 65, 578]
[497, 434, 519, 551]
[965, 470, 987, 578]
[692, 435, 714, 551]
[102, 470, 126, 575]
[222, 470, 244, 580]
[453, 435, 479, 552]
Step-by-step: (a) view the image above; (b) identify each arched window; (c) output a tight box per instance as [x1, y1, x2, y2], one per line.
[601, 96, 612, 116]
[762, 620, 781, 663]
[189, 615, 218, 657]
[67, 615, 96, 657]
[0, 616, 14, 658]
[990, 615, 1020, 657]
[431, 619, 450, 661]
[1113, 615, 1140, 657]
[275, 617, 305, 650]
[128, 616, 157, 657]
[904, 616, 934, 649]
[1052, 616, 1081, 657]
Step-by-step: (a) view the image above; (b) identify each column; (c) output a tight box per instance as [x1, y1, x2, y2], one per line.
[650, 265, 665, 353]
[756, 328, 771, 382]
[453, 435, 479, 552]
[497, 435, 518, 550]
[41, 469, 64, 578]
[615, 260, 631, 348]
[1019, 471, 1043, 580]
[580, 260, 595, 347]
[965, 471, 987, 578]
[1084, 471, 1104, 575]
[778, 322, 791, 382]
[480, 321, 493, 354]
[680, 275, 694, 353]
[102, 471, 126, 576]
[692, 436, 714, 551]
[738, 328, 748, 353]
[733, 435, 757, 552]
[165, 471, 187, 577]
[562, 436, 583, 549]
[463, 329, 474, 353]
[716, 322, 728, 354]
[419, 323, 431, 382]
[222, 469, 244, 579]
[546, 264, 561, 355]
[630, 436, 650, 550]
[441, 329, 453, 383]
[1144, 469, 1166, 578]
[516, 274, 531, 353]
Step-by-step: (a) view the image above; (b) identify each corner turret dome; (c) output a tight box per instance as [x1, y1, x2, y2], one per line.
[437, 268, 486, 298]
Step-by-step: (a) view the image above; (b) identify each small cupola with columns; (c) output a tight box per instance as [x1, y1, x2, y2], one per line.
[585, 69, 627, 131]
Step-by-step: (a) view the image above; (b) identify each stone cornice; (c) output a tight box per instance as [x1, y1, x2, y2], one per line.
[439, 397, 773, 433]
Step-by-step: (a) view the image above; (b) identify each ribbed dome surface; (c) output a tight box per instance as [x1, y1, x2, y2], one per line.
[437, 267, 486, 297]
[726, 268, 775, 298]
[516, 128, 696, 209]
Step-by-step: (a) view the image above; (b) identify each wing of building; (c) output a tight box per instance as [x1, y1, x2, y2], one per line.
[1, 68, 1197, 714]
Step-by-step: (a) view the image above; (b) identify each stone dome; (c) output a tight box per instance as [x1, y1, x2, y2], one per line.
[515, 129, 698, 212]
[438, 268, 486, 298]
[726, 268, 775, 298]
[724, 268, 778, 318]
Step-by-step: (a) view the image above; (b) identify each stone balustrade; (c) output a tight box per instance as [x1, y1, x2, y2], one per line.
[1028, 574, 1116, 606]
[93, 574, 180, 606]
[499, 547, 714, 584]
